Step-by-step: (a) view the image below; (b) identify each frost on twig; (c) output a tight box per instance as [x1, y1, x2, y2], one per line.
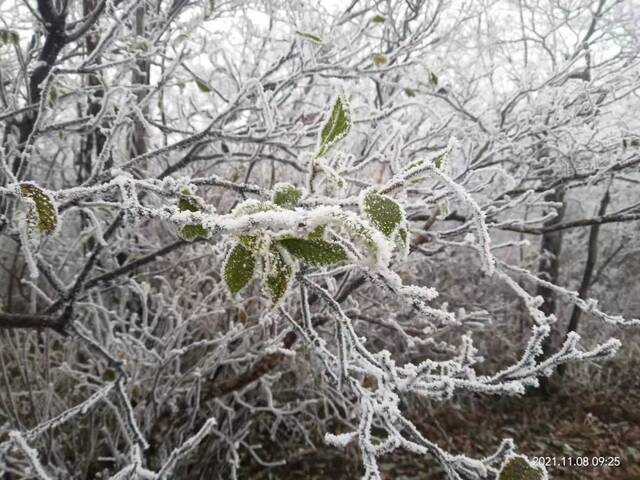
[0, 1, 638, 478]
[6, 432, 53, 480]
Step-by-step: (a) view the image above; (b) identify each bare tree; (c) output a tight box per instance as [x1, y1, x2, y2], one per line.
[0, 0, 639, 478]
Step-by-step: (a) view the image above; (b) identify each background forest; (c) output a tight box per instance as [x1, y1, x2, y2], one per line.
[1, 0, 640, 478]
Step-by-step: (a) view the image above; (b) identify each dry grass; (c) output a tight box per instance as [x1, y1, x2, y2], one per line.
[244, 362, 640, 479]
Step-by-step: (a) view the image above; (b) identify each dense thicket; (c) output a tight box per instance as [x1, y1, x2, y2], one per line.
[0, 0, 639, 478]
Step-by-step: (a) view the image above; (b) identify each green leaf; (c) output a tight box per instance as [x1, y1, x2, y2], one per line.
[239, 234, 258, 249]
[180, 224, 208, 241]
[403, 157, 425, 172]
[232, 199, 277, 216]
[47, 88, 58, 107]
[362, 190, 403, 237]
[308, 224, 326, 239]
[19, 183, 57, 234]
[622, 137, 640, 149]
[404, 87, 416, 97]
[178, 196, 199, 212]
[266, 246, 292, 304]
[279, 238, 347, 266]
[295, 31, 322, 44]
[371, 15, 385, 23]
[498, 456, 545, 480]
[178, 195, 207, 240]
[429, 72, 439, 87]
[340, 216, 380, 260]
[102, 369, 117, 382]
[372, 54, 387, 66]
[398, 227, 408, 247]
[224, 243, 256, 295]
[395, 226, 410, 257]
[0, 30, 19, 46]
[317, 95, 351, 158]
[195, 79, 211, 92]
[272, 183, 303, 209]
[432, 151, 447, 170]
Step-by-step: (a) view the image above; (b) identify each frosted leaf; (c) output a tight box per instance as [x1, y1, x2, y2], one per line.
[308, 224, 326, 239]
[432, 150, 447, 170]
[372, 54, 387, 66]
[223, 243, 256, 295]
[317, 95, 351, 158]
[239, 235, 258, 249]
[231, 199, 278, 217]
[272, 183, 304, 209]
[265, 245, 293, 305]
[397, 227, 408, 246]
[404, 87, 416, 97]
[180, 224, 208, 241]
[279, 238, 348, 266]
[395, 226, 410, 258]
[0, 29, 19, 45]
[177, 193, 208, 240]
[498, 455, 547, 480]
[295, 31, 323, 44]
[361, 189, 404, 238]
[338, 213, 390, 268]
[19, 183, 58, 235]
[195, 78, 211, 92]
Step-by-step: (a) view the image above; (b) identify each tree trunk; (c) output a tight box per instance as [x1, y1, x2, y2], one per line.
[557, 188, 610, 377]
[535, 186, 566, 395]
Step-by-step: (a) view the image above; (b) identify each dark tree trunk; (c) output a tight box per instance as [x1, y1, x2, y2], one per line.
[535, 186, 566, 395]
[557, 188, 610, 377]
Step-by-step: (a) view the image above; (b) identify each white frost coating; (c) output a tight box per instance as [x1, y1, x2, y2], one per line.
[0, 2, 638, 479]
[494, 268, 554, 325]
[428, 166, 496, 275]
[501, 262, 640, 327]
[17, 208, 39, 279]
[157, 418, 217, 479]
[8, 431, 53, 480]
[324, 431, 358, 448]
[3, 383, 116, 447]
[116, 378, 149, 450]
[399, 285, 439, 302]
